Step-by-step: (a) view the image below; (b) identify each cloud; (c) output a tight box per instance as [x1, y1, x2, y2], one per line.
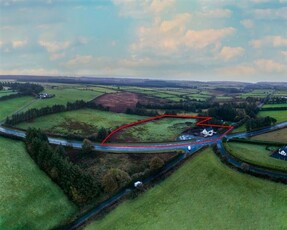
[63, 55, 93, 67]
[250, 36, 287, 48]
[281, 51, 287, 57]
[11, 39, 27, 48]
[219, 46, 245, 61]
[255, 59, 286, 73]
[254, 7, 287, 20]
[199, 9, 232, 18]
[240, 19, 254, 29]
[112, 0, 175, 18]
[38, 40, 71, 53]
[49, 52, 65, 61]
[0, 68, 61, 76]
[131, 12, 235, 56]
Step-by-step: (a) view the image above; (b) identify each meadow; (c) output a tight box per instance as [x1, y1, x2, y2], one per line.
[0, 90, 17, 97]
[0, 137, 76, 230]
[24, 86, 102, 111]
[112, 117, 196, 143]
[0, 96, 34, 121]
[262, 104, 287, 108]
[86, 148, 287, 230]
[16, 109, 147, 136]
[258, 110, 287, 123]
[225, 142, 287, 172]
[251, 128, 287, 143]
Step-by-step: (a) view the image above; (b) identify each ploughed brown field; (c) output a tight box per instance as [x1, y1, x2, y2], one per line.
[93, 92, 168, 113]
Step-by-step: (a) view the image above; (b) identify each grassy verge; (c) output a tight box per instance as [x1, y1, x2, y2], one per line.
[224, 142, 287, 172]
[0, 136, 77, 230]
[85, 148, 287, 230]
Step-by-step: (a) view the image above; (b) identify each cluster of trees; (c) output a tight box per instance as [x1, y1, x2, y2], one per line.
[136, 101, 211, 113]
[5, 100, 108, 126]
[0, 82, 44, 101]
[246, 116, 277, 131]
[25, 128, 169, 205]
[126, 107, 159, 117]
[25, 128, 100, 205]
[215, 87, 243, 93]
[208, 104, 237, 122]
[267, 97, 287, 104]
[0, 82, 44, 95]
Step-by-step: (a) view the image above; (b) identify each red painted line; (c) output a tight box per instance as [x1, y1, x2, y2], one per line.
[100, 114, 234, 149]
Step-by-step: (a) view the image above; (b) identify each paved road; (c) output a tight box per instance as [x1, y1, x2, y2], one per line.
[217, 141, 287, 180]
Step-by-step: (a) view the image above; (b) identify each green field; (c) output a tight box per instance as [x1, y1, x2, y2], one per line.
[251, 128, 287, 143]
[258, 110, 287, 123]
[0, 96, 34, 121]
[0, 90, 17, 97]
[86, 148, 287, 230]
[24, 87, 102, 111]
[16, 109, 146, 136]
[0, 137, 76, 230]
[225, 142, 287, 172]
[262, 104, 287, 108]
[113, 118, 195, 143]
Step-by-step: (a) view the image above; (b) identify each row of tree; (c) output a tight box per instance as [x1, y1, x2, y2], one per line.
[246, 116, 277, 131]
[267, 96, 287, 104]
[5, 100, 108, 126]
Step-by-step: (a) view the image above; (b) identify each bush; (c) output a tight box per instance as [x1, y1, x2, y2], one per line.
[149, 157, 164, 171]
[102, 168, 131, 193]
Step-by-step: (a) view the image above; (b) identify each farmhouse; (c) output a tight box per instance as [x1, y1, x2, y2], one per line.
[201, 127, 215, 137]
[271, 146, 287, 160]
[37, 93, 55, 99]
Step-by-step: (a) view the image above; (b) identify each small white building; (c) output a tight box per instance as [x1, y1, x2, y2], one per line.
[134, 181, 143, 188]
[201, 127, 215, 137]
[278, 146, 287, 157]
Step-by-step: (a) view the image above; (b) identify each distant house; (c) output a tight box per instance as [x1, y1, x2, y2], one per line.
[278, 146, 287, 157]
[37, 93, 55, 99]
[3, 86, 11, 90]
[201, 127, 215, 137]
[271, 146, 287, 161]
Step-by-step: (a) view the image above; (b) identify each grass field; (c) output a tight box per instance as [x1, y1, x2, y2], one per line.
[258, 110, 287, 123]
[0, 137, 76, 230]
[262, 104, 287, 108]
[16, 109, 147, 136]
[86, 148, 287, 230]
[225, 142, 287, 172]
[251, 128, 287, 143]
[113, 117, 196, 143]
[0, 96, 34, 121]
[0, 90, 17, 97]
[25, 87, 102, 111]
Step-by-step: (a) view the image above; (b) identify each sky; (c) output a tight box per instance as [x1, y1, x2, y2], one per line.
[0, 0, 286, 82]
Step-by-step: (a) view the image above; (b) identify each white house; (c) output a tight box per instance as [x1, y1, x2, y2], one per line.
[201, 127, 215, 137]
[278, 146, 287, 157]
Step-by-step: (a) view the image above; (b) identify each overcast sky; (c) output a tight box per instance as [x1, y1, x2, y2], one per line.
[0, 0, 286, 82]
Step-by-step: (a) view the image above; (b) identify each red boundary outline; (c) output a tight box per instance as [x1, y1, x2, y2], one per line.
[100, 114, 234, 149]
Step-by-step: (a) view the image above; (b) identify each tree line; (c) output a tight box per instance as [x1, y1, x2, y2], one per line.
[246, 116, 277, 131]
[5, 100, 108, 126]
[0, 82, 44, 101]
